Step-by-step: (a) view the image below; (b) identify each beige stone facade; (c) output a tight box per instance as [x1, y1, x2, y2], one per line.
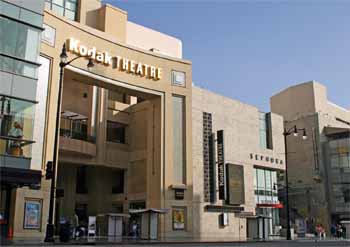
[9, 0, 192, 238]
[6, 0, 289, 241]
[271, 81, 350, 233]
[192, 87, 285, 240]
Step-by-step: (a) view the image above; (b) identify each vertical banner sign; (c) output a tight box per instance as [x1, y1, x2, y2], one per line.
[217, 130, 226, 200]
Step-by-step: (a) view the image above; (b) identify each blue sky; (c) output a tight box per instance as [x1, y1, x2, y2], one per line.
[105, 0, 349, 111]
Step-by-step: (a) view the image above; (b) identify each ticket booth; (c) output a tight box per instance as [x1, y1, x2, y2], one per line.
[129, 208, 168, 240]
[96, 213, 129, 237]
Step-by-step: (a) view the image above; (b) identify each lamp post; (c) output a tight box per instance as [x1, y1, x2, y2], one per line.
[44, 43, 94, 242]
[283, 125, 307, 240]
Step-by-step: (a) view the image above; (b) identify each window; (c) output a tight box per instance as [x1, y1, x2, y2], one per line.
[112, 170, 124, 194]
[328, 138, 350, 169]
[0, 1, 43, 27]
[76, 166, 88, 194]
[172, 96, 186, 184]
[0, 17, 41, 62]
[0, 16, 41, 78]
[172, 71, 186, 86]
[129, 201, 145, 210]
[254, 168, 278, 204]
[42, 24, 56, 47]
[259, 112, 273, 150]
[108, 90, 128, 104]
[106, 121, 126, 144]
[0, 96, 35, 158]
[45, 0, 78, 21]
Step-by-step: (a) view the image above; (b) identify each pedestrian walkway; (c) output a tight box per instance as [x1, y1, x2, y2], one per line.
[1, 235, 349, 246]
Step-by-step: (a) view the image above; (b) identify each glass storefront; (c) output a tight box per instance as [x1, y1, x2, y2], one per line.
[254, 167, 280, 235]
[324, 132, 350, 218]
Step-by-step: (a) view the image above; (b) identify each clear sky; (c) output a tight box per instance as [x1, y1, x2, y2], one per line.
[105, 0, 349, 111]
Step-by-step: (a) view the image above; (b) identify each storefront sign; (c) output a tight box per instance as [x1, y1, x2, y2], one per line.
[217, 130, 226, 200]
[67, 38, 162, 80]
[226, 164, 245, 205]
[250, 153, 283, 165]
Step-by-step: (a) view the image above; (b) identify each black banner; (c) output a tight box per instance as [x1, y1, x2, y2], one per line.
[217, 130, 226, 200]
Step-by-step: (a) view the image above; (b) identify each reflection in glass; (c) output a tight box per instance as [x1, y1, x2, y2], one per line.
[0, 96, 35, 158]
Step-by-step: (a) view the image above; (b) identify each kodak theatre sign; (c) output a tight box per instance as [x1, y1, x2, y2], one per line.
[67, 38, 162, 80]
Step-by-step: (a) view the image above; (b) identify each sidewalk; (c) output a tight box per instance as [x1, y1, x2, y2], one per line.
[1, 235, 349, 246]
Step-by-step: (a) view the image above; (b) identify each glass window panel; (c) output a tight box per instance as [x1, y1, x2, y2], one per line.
[0, 96, 35, 141]
[331, 155, 339, 168]
[257, 169, 265, 189]
[339, 154, 350, 168]
[106, 121, 126, 144]
[20, 9, 43, 27]
[52, 0, 64, 6]
[13, 60, 37, 78]
[0, 56, 14, 72]
[0, 17, 19, 56]
[172, 71, 186, 86]
[260, 130, 267, 149]
[172, 96, 186, 184]
[1, 1, 20, 18]
[52, 4, 64, 16]
[271, 171, 277, 191]
[254, 168, 257, 188]
[65, 9, 75, 21]
[23, 28, 39, 62]
[65, 0, 77, 11]
[265, 170, 272, 189]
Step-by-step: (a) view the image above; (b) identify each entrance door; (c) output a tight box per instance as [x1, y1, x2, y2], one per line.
[0, 186, 11, 239]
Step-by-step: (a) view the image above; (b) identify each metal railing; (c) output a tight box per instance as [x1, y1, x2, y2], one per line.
[59, 129, 95, 143]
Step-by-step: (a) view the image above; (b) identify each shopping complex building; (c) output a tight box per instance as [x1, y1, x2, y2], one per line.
[0, 0, 288, 241]
[271, 81, 350, 235]
[0, 0, 48, 239]
[192, 87, 285, 240]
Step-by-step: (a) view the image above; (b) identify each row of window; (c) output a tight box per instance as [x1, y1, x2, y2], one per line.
[0, 0, 43, 27]
[254, 167, 279, 204]
[45, 0, 78, 21]
[0, 15, 41, 78]
[328, 138, 350, 169]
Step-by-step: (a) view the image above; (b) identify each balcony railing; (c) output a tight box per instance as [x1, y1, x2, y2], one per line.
[59, 129, 95, 143]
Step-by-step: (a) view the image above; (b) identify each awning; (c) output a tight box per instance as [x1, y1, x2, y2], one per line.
[129, 208, 169, 214]
[324, 126, 350, 136]
[257, 203, 283, 209]
[97, 213, 130, 218]
[61, 110, 88, 121]
[0, 167, 41, 187]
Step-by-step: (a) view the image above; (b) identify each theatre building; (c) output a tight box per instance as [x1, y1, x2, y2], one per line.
[192, 87, 285, 240]
[37, 0, 192, 239]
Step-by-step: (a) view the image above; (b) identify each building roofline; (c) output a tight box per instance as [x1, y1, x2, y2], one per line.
[44, 10, 191, 65]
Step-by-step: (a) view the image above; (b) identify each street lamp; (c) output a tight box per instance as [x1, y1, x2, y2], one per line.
[283, 125, 307, 240]
[44, 43, 94, 242]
